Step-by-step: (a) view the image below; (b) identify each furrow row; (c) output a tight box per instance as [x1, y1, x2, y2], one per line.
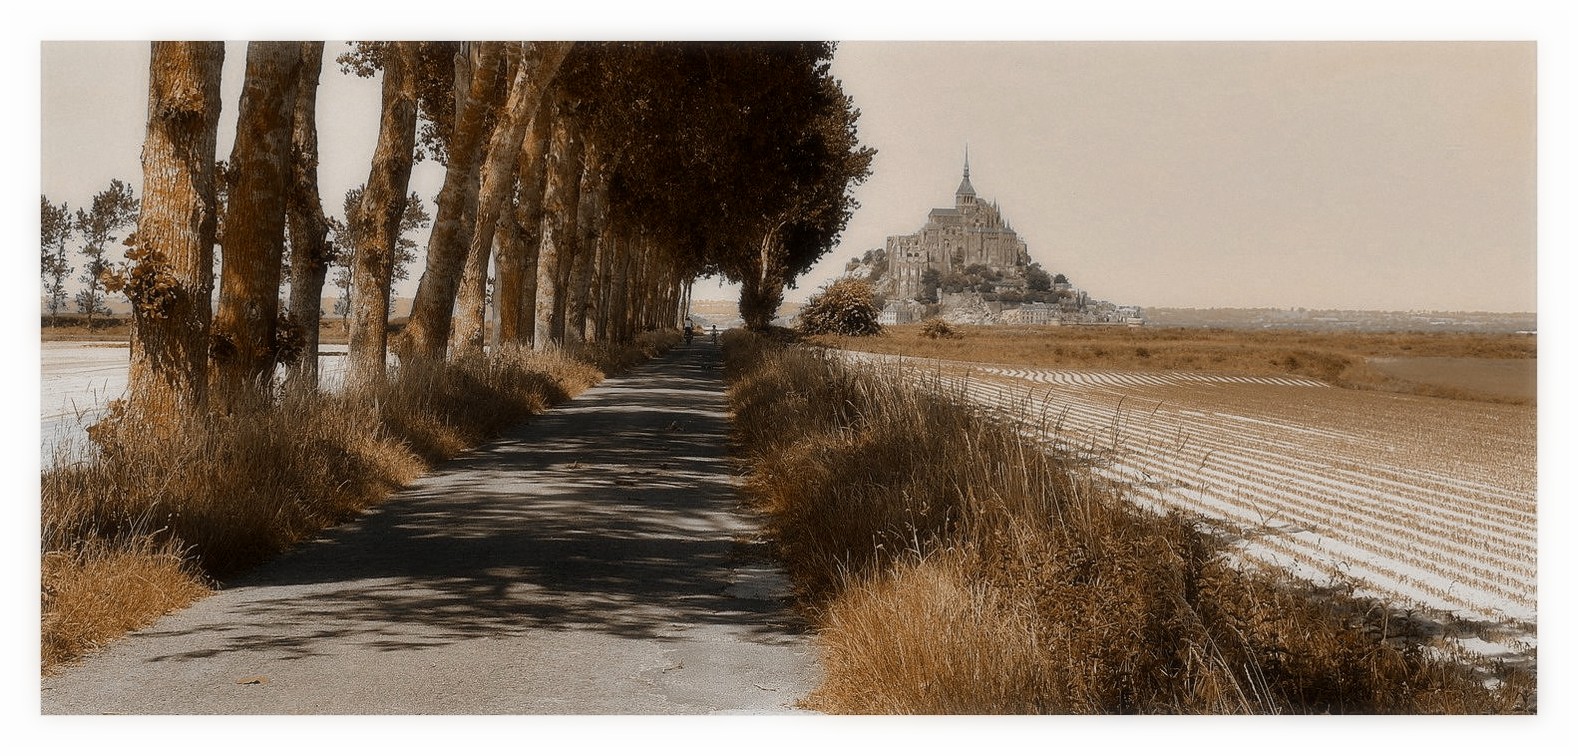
[961, 378, 1536, 566]
[1105, 465, 1535, 622]
[927, 374, 1534, 622]
[960, 377, 1533, 526]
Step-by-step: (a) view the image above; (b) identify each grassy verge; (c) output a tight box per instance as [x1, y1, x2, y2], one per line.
[807, 324, 1535, 404]
[723, 330, 1534, 714]
[41, 331, 678, 673]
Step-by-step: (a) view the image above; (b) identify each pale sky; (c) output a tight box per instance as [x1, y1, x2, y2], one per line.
[40, 38, 1537, 313]
[796, 41, 1537, 311]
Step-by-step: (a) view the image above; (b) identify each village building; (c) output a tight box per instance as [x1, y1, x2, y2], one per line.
[881, 154, 1030, 300]
[999, 302, 1060, 325]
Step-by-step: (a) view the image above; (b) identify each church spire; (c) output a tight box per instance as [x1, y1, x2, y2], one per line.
[955, 145, 977, 206]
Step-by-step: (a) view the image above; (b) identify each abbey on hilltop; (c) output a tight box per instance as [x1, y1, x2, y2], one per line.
[880, 151, 1030, 301]
[847, 151, 1143, 326]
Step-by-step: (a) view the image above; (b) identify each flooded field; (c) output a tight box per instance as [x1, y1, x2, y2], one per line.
[39, 342, 352, 467]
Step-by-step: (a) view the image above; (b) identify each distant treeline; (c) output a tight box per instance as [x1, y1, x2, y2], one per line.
[1144, 307, 1535, 333]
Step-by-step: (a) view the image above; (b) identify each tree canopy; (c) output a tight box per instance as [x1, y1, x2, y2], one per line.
[555, 43, 874, 326]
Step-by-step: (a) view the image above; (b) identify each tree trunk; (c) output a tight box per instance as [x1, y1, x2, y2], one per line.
[552, 160, 584, 344]
[566, 148, 602, 343]
[534, 91, 583, 348]
[443, 45, 491, 359]
[285, 42, 330, 394]
[672, 273, 684, 327]
[677, 276, 688, 326]
[126, 41, 224, 423]
[607, 230, 635, 343]
[211, 42, 302, 407]
[633, 241, 655, 335]
[592, 226, 619, 342]
[506, 107, 552, 346]
[396, 42, 503, 363]
[447, 209, 492, 358]
[739, 224, 788, 331]
[447, 41, 573, 360]
[347, 41, 419, 389]
[494, 206, 527, 345]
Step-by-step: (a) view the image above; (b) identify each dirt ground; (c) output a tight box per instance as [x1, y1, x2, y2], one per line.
[1367, 356, 1536, 403]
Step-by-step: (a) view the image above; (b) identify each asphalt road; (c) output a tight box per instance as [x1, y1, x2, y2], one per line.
[42, 339, 819, 715]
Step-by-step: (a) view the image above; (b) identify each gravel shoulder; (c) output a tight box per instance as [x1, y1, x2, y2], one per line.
[41, 339, 818, 715]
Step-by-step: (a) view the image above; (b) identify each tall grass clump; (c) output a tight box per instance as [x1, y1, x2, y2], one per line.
[723, 330, 1533, 714]
[42, 331, 677, 673]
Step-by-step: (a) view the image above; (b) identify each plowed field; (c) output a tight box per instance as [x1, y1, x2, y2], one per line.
[842, 351, 1537, 646]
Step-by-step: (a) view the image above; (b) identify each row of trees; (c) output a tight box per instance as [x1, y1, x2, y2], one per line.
[99, 40, 871, 424]
[40, 181, 140, 325]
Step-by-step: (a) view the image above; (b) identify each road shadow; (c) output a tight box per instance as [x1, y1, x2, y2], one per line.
[135, 341, 805, 664]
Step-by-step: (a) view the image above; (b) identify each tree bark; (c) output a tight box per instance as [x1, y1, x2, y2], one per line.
[739, 223, 788, 331]
[592, 226, 619, 342]
[447, 41, 573, 359]
[566, 147, 603, 343]
[447, 208, 492, 358]
[211, 42, 302, 407]
[494, 206, 528, 345]
[126, 41, 224, 423]
[396, 42, 503, 363]
[445, 45, 490, 357]
[632, 240, 654, 336]
[285, 42, 330, 394]
[534, 90, 583, 348]
[606, 229, 635, 343]
[347, 41, 419, 389]
[504, 107, 552, 346]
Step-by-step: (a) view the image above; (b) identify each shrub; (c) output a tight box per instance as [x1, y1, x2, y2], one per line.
[920, 317, 956, 340]
[798, 277, 883, 336]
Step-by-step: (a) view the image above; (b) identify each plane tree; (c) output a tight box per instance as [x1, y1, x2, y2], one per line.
[283, 42, 333, 393]
[340, 41, 422, 387]
[559, 42, 872, 335]
[209, 42, 303, 406]
[403, 41, 574, 362]
[112, 41, 224, 421]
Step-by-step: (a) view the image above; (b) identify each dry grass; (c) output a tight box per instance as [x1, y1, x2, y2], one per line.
[724, 330, 1534, 714]
[806, 554, 1048, 714]
[41, 539, 213, 670]
[41, 330, 678, 674]
[807, 324, 1535, 403]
